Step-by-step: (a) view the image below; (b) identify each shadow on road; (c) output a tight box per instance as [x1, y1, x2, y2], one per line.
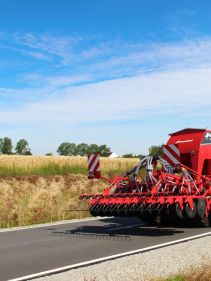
[51, 217, 184, 241]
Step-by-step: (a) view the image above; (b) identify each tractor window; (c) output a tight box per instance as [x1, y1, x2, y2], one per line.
[202, 159, 211, 175]
[180, 153, 192, 169]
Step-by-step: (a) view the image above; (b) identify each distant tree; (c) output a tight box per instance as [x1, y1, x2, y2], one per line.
[57, 142, 78, 156]
[45, 153, 53, 156]
[57, 142, 111, 157]
[87, 144, 100, 155]
[0, 137, 13, 154]
[57, 142, 70, 156]
[148, 144, 164, 157]
[122, 153, 145, 158]
[136, 154, 145, 159]
[67, 143, 78, 156]
[0, 139, 3, 154]
[77, 143, 89, 156]
[15, 139, 32, 155]
[99, 144, 111, 157]
[122, 153, 134, 158]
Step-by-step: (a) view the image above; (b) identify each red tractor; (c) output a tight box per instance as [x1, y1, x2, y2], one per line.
[80, 128, 211, 226]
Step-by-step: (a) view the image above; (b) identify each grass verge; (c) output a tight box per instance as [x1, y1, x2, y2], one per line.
[0, 174, 107, 228]
[155, 263, 211, 281]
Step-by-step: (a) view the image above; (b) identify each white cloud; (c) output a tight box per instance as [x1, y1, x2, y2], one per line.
[2, 31, 211, 77]
[12, 32, 80, 64]
[1, 66, 211, 126]
[1, 33, 211, 154]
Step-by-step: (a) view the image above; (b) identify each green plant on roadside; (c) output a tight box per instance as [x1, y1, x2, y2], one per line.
[162, 274, 184, 281]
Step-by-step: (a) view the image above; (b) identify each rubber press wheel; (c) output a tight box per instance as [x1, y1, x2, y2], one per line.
[175, 203, 184, 219]
[195, 199, 210, 227]
[185, 201, 196, 219]
[196, 199, 206, 219]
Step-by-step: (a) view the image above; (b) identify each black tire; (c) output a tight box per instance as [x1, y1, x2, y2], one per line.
[175, 203, 184, 219]
[185, 201, 196, 219]
[196, 199, 206, 219]
[151, 213, 162, 226]
[200, 217, 210, 227]
[194, 199, 210, 227]
[140, 211, 152, 225]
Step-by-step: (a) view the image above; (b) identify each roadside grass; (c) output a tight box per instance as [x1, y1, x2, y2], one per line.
[154, 263, 211, 281]
[0, 174, 108, 228]
[0, 156, 140, 228]
[71, 264, 211, 281]
[156, 275, 184, 281]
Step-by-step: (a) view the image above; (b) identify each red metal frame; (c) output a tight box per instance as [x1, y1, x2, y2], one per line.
[80, 128, 211, 223]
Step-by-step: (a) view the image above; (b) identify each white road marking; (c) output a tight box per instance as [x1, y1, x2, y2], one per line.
[9, 231, 211, 281]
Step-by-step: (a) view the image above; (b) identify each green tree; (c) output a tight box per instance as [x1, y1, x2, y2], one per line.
[87, 144, 100, 155]
[69, 143, 78, 156]
[57, 142, 111, 156]
[57, 142, 78, 156]
[148, 144, 164, 157]
[99, 144, 111, 157]
[77, 143, 89, 156]
[0, 137, 13, 154]
[15, 139, 32, 155]
[57, 142, 70, 156]
[122, 153, 134, 158]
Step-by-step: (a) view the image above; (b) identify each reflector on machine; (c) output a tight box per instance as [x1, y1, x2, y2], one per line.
[163, 144, 181, 167]
[88, 153, 101, 179]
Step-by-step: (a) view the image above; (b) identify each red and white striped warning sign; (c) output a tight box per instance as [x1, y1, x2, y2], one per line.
[163, 144, 181, 166]
[88, 153, 100, 175]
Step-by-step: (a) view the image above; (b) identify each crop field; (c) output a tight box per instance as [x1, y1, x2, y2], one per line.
[0, 155, 139, 177]
[0, 156, 139, 227]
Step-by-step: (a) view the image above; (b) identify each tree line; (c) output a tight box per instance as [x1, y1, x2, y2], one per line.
[57, 143, 111, 156]
[0, 136, 164, 157]
[0, 137, 31, 155]
[0, 137, 112, 157]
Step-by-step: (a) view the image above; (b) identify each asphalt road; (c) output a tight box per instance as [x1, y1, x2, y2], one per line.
[0, 217, 211, 281]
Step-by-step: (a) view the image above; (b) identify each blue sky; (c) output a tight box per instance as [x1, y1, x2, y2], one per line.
[1, 0, 211, 155]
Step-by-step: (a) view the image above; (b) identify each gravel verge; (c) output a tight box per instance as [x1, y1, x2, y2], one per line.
[35, 235, 211, 281]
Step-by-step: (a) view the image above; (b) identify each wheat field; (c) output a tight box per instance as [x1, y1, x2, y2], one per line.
[0, 156, 139, 227]
[0, 155, 139, 177]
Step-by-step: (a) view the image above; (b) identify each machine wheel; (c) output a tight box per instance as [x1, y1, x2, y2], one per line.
[196, 199, 206, 219]
[175, 203, 184, 219]
[98, 204, 106, 216]
[140, 211, 152, 225]
[194, 199, 210, 227]
[199, 217, 210, 227]
[151, 213, 163, 226]
[185, 201, 196, 219]
[90, 204, 98, 217]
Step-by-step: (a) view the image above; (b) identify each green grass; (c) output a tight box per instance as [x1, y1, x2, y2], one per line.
[0, 164, 136, 178]
[0, 164, 88, 177]
[159, 275, 185, 281]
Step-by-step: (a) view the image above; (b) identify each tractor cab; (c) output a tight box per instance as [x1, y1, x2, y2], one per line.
[166, 128, 211, 176]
